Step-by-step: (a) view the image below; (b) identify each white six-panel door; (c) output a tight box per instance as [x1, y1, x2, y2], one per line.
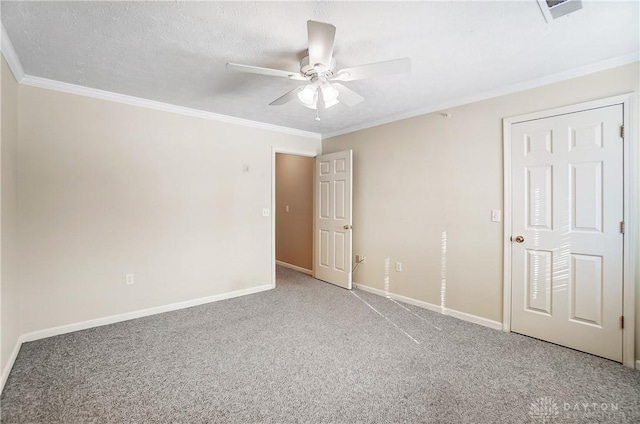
[314, 150, 353, 289]
[510, 105, 624, 362]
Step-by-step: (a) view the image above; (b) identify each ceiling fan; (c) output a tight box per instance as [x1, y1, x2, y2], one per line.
[226, 20, 411, 121]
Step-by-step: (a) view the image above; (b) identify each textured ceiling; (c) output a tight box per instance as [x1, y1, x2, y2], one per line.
[2, 1, 639, 136]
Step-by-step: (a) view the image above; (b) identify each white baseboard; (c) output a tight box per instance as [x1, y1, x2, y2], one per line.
[21, 284, 273, 343]
[353, 283, 503, 331]
[636, 360, 640, 370]
[276, 260, 312, 275]
[1, 336, 23, 393]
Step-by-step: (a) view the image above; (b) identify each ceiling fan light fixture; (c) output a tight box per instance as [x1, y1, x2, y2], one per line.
[297, 83, 339, 110]
[321, 83, 339, 103]
[298, 84, 317, 106]
[322, 97, 340, 109]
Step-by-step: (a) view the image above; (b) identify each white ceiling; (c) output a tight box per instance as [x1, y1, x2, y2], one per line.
[2, 1, 639, 137]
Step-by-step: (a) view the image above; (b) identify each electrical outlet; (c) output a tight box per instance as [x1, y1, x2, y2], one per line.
[395, 262, 402, 272]
[126, 273, 134, 285]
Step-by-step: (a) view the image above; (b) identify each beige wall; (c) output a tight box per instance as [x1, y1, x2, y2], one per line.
[4, 57, 639, 367]
[17, 85, 320, 334]
[323, 62, 639, 359]
[275, 153, 313, 271]
[1, 57, 20, 375]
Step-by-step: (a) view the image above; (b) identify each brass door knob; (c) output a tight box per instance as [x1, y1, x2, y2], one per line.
[513, 235, 525, 243]
[343, 225, 352, 230]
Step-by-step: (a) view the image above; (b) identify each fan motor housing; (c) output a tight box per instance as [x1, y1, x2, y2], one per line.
[300, 56, 336, 78]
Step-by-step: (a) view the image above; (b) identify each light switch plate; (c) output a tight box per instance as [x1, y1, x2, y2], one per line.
[491, 210, 501, 222]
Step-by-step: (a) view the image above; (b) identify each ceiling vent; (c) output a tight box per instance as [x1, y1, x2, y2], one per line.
[537, 0, 583, 22]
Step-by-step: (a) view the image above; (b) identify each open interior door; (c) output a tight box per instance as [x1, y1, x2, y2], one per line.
[314, 150, 353, 289]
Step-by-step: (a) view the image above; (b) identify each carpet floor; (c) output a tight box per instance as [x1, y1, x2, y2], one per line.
[2, 266, 639, 423]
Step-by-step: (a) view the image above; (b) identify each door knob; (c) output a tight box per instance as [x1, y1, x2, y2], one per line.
[513, 235, 525, 243]
[343, 225, 352, 230]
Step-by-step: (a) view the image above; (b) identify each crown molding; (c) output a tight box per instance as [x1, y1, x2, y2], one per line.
[4, 18, 637, 143]
[1, 24, 25, 82]
[323, 52, 640, 139]
[3, 22, 319, 139]
[20, 75, 321, 140]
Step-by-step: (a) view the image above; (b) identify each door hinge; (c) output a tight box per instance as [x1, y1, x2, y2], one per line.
[620, 316, 624, 329]
[620, 125, 625, 139]
[620, 221, 625, 234]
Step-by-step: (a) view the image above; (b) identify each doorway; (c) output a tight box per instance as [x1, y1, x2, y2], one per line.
[271, 148, 355, 291]
[275, 153, 314, 275]
[502, 94, 636, 367]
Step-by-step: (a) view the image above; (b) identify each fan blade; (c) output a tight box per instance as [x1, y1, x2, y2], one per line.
[332, 83, 364, 107]
[307, 20, 336, 67]
[269, 86, 303, 106]
[226, 63, 302, 79]
[315, 86, 325, 121]
[333, 57, 411, 82]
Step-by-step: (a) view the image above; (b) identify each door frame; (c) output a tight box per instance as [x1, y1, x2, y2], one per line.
[502, 93, 637, 368]
[271, 146, 319, 288]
